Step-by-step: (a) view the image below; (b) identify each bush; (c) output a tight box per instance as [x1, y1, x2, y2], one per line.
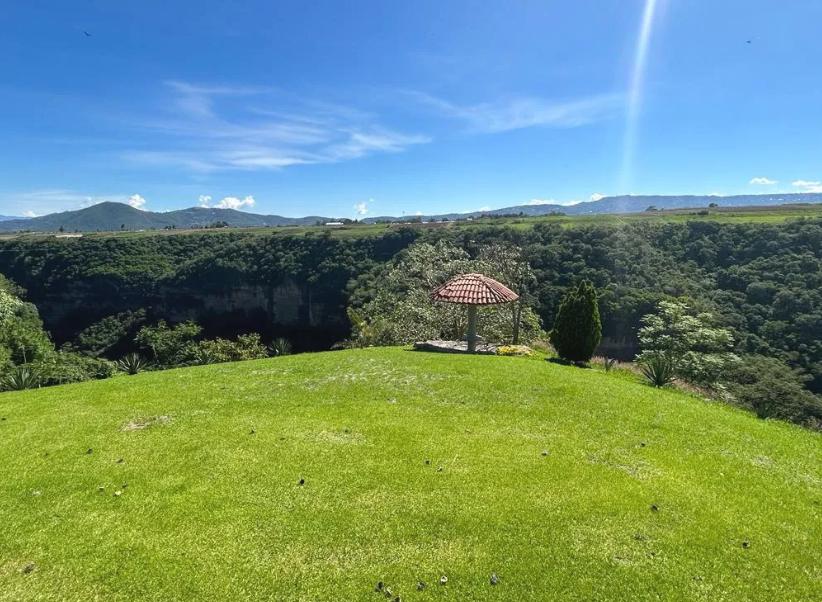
[549, 280, 602, 363]
[639, 354, 676, 388]
[31, 352, 116, 386]
[117, 353, 147, 375]
[135, 321, 202, 368]
[271, 337, 292, 357]
[1, 366, 40, 391]
[496, 345, 533, 356]
[725, 355, 822, 427]
[636, 300, 738, 387]
[194, 334, 269, 365]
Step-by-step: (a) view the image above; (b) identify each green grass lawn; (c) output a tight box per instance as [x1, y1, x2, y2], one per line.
[1, 348, 820, 601]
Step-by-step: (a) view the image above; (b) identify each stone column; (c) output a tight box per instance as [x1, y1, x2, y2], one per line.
[466, 305, 478, 353]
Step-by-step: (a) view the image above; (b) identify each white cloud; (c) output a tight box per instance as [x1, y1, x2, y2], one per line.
[410, 91, 623, 134]
[749, 176, 777, 185]
[198, 195, 212, 207]
[124, 81, 429, 172]
[354, 200, 370, 216]
[127, 194, 147, 210]
[792, 179, 822, 192]
[215, 195, 255, 210]
[527, 198, 581, 207]
[23, 210, 38, 217]
[590, 192, 605, 201]
[0, 189, 135, 216]
[477, 206, 492, 212]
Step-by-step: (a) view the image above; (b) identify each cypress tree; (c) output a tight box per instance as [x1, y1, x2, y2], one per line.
[549, 280, 602, 363]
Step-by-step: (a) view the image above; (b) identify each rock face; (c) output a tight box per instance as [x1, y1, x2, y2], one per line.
[34, 279, 348, 350]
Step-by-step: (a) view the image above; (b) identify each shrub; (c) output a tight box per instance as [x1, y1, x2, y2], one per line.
[603, 357, 618, 372]
[272, 337, 292, 357]
[496, 345, 533, 356]
[32, 352, 116, 386]
[1, 366, 40, 391]
[639, 354, 675, 388]
[725, 355, 822, 426]
[636, 300, 737, 387]
[549, 280, 602, 363]
[118, 353, 146, 375]
[194, 334, 269, 365]
[135, 321, 202, 367]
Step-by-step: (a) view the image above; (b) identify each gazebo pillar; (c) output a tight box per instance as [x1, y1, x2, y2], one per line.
[466, 305, 478, 353]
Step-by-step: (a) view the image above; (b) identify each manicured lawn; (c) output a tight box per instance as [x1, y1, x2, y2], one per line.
[1, 348, 820, 600]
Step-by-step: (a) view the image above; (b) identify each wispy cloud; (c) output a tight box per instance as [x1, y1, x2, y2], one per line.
[749, 176, 777, 185]
[792, 179, 822, 193]
[590, 192, 606, 201]
[409, 91, 622, 134]
[124, 82, 429, 172]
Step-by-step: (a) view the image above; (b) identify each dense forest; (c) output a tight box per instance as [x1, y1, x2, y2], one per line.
[0, 219, 820, 399]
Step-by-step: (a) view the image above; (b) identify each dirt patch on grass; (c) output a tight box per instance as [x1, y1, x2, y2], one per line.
[121, 415, 173, 432]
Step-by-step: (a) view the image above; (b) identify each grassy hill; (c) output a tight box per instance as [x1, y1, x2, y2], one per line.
[0, 348, 820, 601]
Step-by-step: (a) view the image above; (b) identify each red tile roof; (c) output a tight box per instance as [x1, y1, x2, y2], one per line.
[430, 273, 519, 305]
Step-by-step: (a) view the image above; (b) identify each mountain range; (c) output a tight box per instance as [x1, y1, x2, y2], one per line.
[1, 193, 821, 233]
[0, 203, 329, 233]
[363, 192, 822, 222]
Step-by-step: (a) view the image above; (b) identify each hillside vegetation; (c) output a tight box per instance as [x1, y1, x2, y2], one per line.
[1, 348, 820, 601]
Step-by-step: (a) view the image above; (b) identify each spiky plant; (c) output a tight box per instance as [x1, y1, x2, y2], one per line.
[117, 353, 146, 375]
[640, 354, 675, 388]
[272, 338, 292, 357]
[2, 366, 40, 391]
[603, 357, 618, 372]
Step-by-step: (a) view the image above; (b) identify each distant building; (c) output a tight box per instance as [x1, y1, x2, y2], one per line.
[324, 221, 345, 227]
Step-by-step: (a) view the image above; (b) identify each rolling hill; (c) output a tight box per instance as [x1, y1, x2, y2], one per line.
[0, 348, 819, 600]
[365, 192, 822, 222]
[2, 192, 822, 233]
[0, 202, 332, 233]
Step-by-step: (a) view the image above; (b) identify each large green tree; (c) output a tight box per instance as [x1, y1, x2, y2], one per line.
[636, 300, 737, 387]
[549, 280, 602, 363]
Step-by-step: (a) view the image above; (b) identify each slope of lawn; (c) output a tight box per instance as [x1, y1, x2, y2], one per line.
[0, 348, 820, 601]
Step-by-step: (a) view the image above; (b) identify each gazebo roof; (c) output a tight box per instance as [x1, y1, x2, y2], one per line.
[431, 273, 519, 305]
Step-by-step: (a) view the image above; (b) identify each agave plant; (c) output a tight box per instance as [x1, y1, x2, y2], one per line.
[2, 366, 40, 391]
[117, 353, 146, 375]
[272, 337, 292, 357]
[639, 354, 675, 388]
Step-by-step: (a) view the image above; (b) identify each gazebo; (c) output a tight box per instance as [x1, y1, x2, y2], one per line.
[430, 273, 519, 352]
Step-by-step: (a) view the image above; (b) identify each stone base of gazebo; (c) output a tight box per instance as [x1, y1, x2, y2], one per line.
[413, 340, 498, 355]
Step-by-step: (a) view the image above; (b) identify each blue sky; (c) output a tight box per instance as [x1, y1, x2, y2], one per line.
[2, 1, 822, 218]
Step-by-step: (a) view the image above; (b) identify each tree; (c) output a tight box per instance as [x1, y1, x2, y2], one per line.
[477, 243, 536, 344]
[636, 300, 737, 387]
[549, 280, 602, 363]
[135, 321, 202, 367]
[348, 240, 542, 346]
[724, 355, 822, 427]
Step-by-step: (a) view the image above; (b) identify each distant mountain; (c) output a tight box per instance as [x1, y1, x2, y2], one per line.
[2, 192, 821, 233]
[0, 215, 25, 222]
[0, 202, 333, 232]
[363, 192, 822, 223]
